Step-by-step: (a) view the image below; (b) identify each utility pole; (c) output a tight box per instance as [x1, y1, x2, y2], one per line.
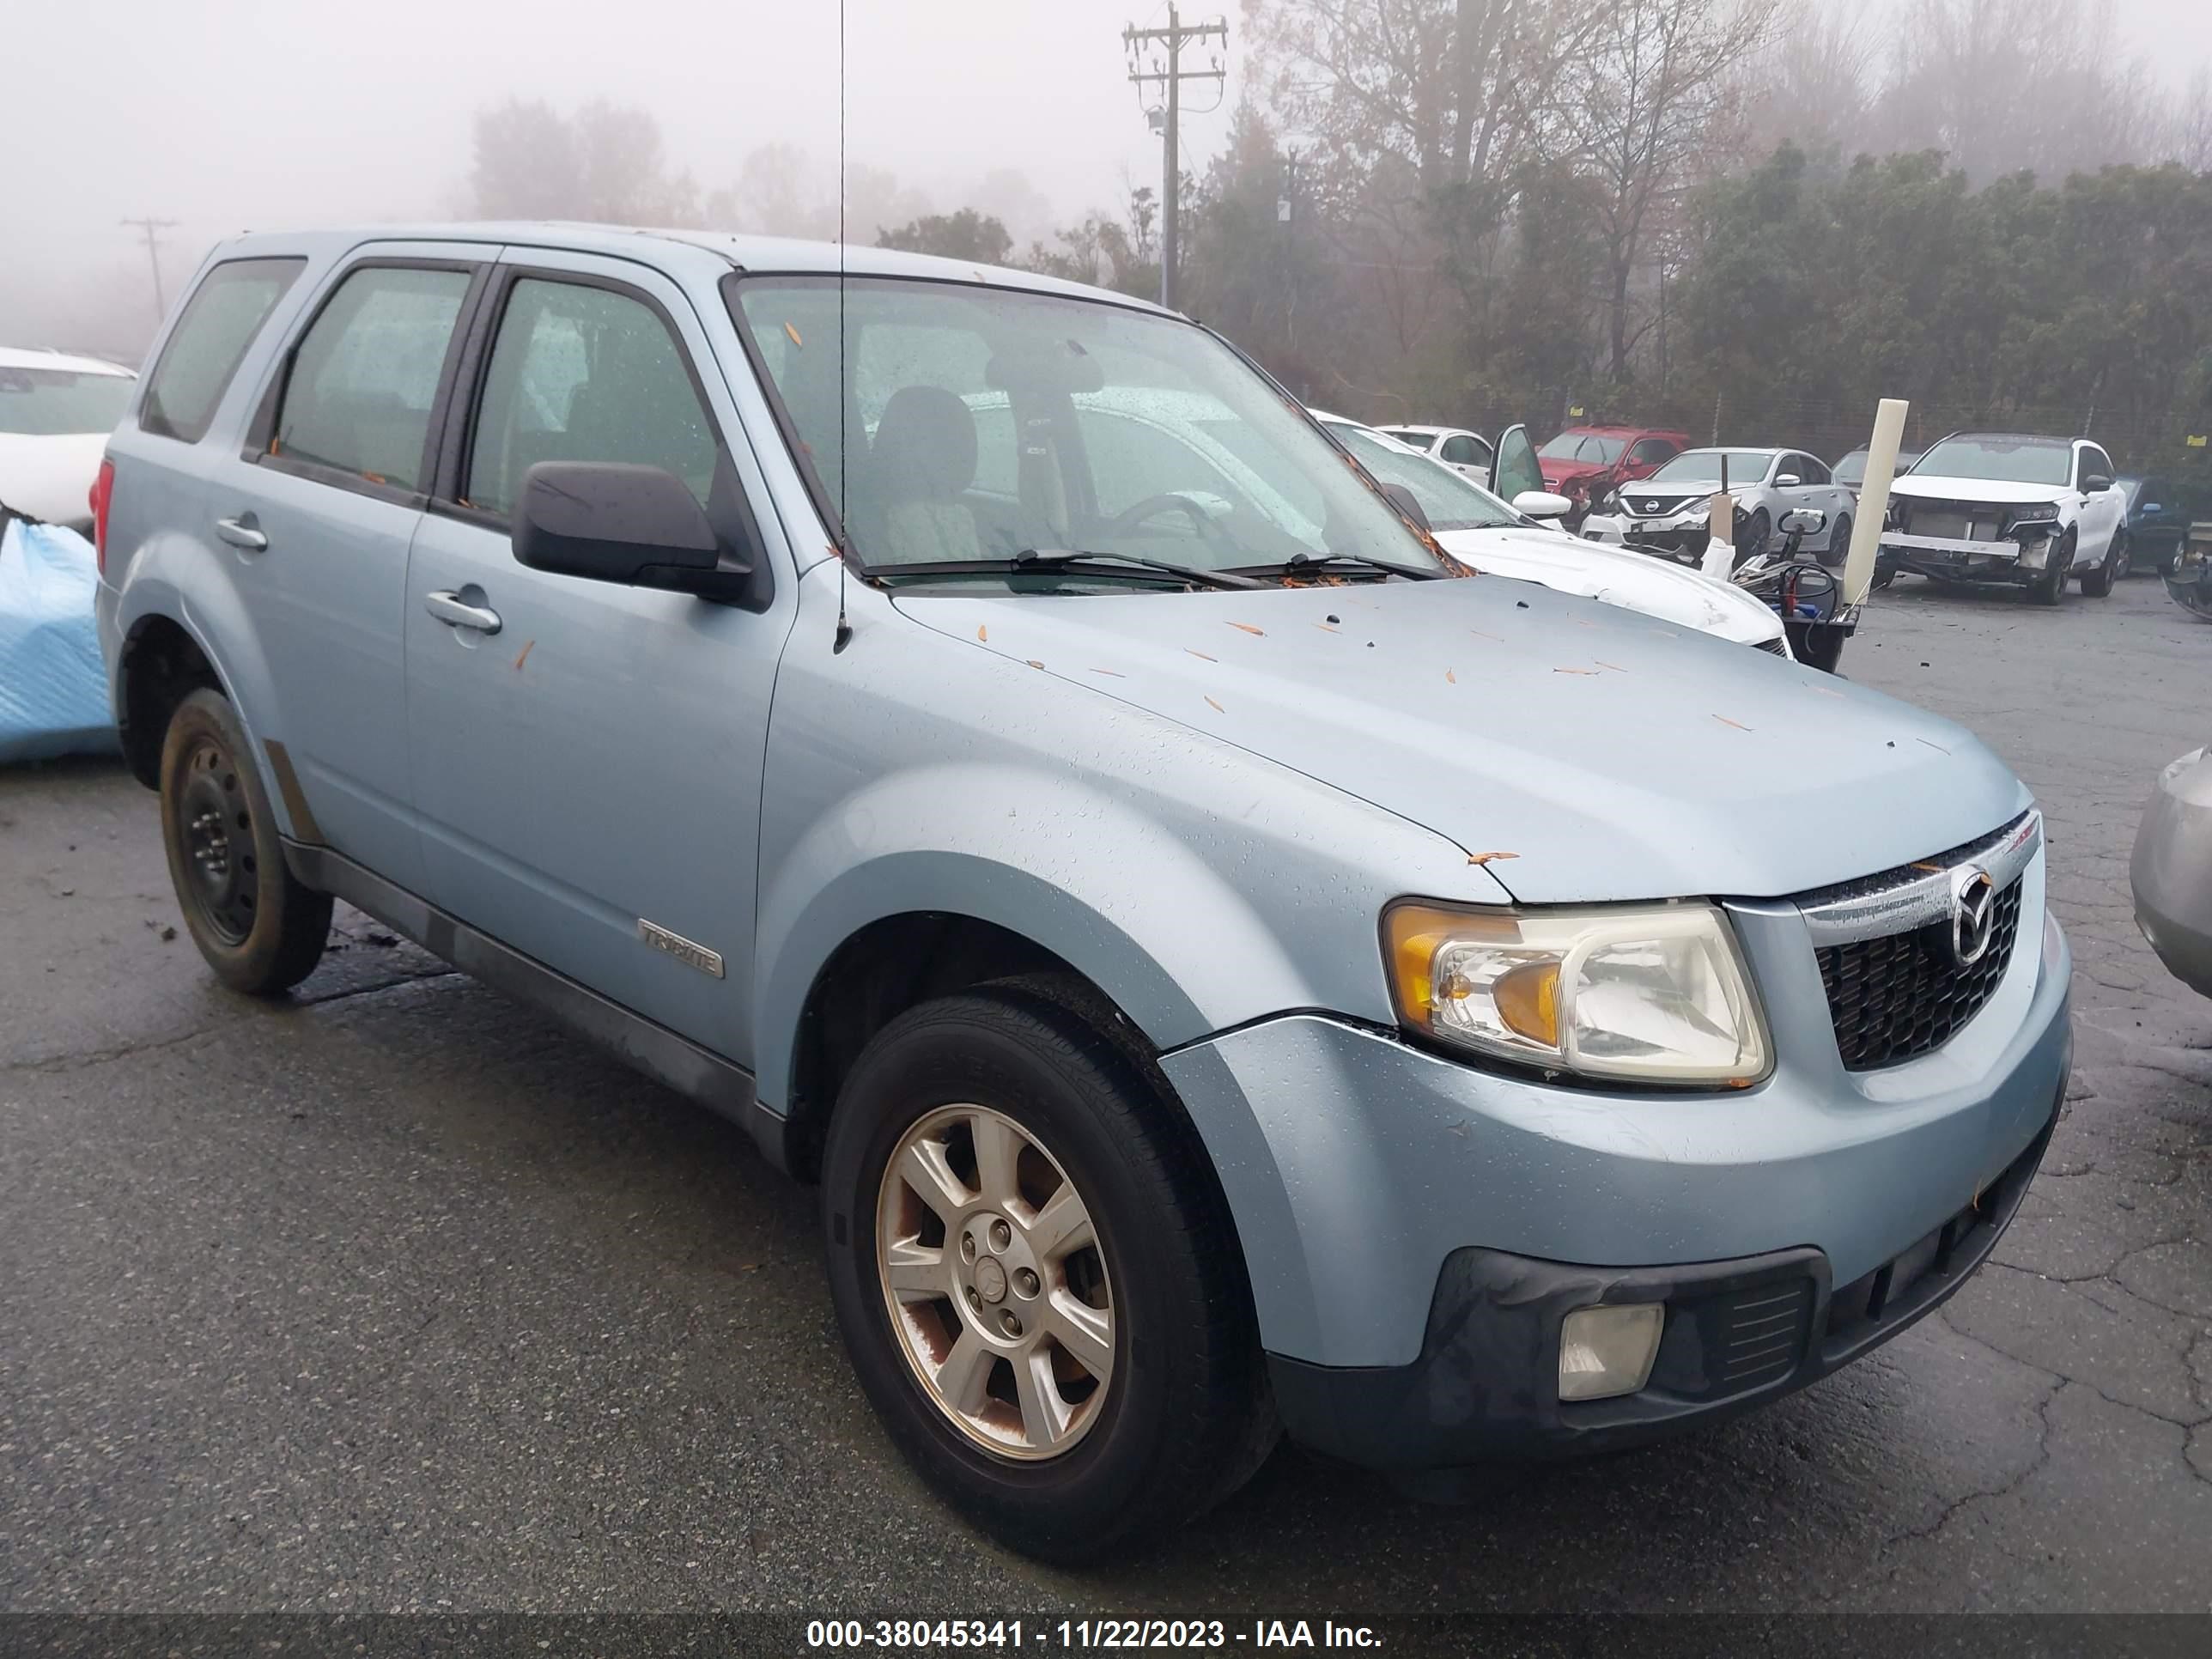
[1124, 5, 1225, 312]
[121, 217, 181, 319]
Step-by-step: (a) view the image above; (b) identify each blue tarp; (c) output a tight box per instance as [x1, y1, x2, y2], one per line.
[0, 517, 119, 763]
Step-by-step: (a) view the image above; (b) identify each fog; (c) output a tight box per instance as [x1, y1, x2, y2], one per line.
[3, 0, 2205, 362]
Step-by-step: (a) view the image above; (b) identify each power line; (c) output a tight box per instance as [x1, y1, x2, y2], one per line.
[1123, 5, 1225, 311]
[120, 217, 180, 320]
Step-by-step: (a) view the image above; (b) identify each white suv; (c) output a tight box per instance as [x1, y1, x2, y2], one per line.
[1879, 433, 2129, 603]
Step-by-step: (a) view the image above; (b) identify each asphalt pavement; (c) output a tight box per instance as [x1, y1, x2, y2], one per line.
[3, 573, 2208, 1617]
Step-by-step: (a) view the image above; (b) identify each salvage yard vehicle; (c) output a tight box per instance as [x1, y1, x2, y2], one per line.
[2117, 474, 2190, 578]
[2132, 740, 2212, 1000]
[1877, 433, 2129, 602]
[1582, 447, 1856, 567]
[1310, 413, 1793, 654]
[0, 347, 137, 531]
[2164, 520, 2212, 621]
[1374, 422, 1494, 488]
[1833, 446, 1921, 499]
[1535, 422, 1687, 523]
[98, 225, 2070, 1563]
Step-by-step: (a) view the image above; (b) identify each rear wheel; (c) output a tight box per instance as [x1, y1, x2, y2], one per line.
[1826, 513, 1853, 568]
[821, 980, 1273, 1562]
[158, 689, 332, 994]
[2081, 528, 2127, 597]
[2033, 530, 2074, 605]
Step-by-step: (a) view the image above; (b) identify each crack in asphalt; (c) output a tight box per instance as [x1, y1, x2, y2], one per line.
[1877, 1380, 2066, 1554]
[0, 968, 460, 1079]
[1936, 1305, 2212, 1437]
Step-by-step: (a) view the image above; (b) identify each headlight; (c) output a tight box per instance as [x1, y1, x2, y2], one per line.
[2007, 501, 2062, 526]
[1383, 900, 1770, 1086]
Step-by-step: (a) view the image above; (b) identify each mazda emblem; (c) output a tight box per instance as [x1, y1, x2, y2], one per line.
[1950, 867, 1996, 967]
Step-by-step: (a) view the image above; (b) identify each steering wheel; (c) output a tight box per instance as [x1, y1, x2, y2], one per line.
[1103, 492, 1228, 544]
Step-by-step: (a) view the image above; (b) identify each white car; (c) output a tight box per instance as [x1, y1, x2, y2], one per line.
[1311, 411, 1791, 656]
[1374, 423, 1493, 489]
[1879, 432, 2129, 604]
[0, 348, 137, 532]
[1582, 447, 1857, 568]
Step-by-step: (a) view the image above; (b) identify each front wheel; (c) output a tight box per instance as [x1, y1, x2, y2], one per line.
[821, 981, 1273, 1562]
[2081, 528, 2127, 596]
[2033, 531, 2074, 605]
[158, 689, 333, 994]
[1735, 507, 1771, 568]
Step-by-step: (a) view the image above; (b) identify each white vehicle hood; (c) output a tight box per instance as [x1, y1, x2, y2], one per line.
[1891, 474, 2067, 507]
[1435, 524, 1784, 646]
[0, 434, 106, 528]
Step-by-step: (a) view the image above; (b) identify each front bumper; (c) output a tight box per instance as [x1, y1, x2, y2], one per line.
[1583, 507, 1713, 562]
[1157, 885, 2072, 1468]
[2131, 746, 2212, 997]
[1881, 527, 2057, 583]
[1268, 1092, 2055, 1470]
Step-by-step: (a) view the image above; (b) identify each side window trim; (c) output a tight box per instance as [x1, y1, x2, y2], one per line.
[246, 256, 489, 511]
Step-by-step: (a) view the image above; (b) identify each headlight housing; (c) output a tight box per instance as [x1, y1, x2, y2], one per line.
[1383, 900, 1771, 1086]
[2006, 501, 2063, 527]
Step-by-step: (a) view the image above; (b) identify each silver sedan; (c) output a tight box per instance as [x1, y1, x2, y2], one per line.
[1583, 447, 1858, 566]
[2132, 744, 2212, 999]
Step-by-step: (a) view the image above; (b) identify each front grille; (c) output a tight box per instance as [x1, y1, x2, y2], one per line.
[1818, 878, 2023, 1069]
[1754, 636, 1790, 656]
[1711, 1279, 1816, 1391]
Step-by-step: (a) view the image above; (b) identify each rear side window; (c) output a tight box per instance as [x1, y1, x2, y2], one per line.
[464, 278, 720, 518]
[140, 258, 304, 444]
[1439, 434, 1480, 465]
[275, 265, 471, 492]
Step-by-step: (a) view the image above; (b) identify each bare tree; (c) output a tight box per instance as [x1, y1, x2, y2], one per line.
[1570, 0, 1782, 382]
[1738, 0, 1875, 161]
[2163, 65, 2212, 173]
[471, 100, 698, 226]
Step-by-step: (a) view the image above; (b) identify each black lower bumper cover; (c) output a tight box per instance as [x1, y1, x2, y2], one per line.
[1267, 1094, 2058, 1474]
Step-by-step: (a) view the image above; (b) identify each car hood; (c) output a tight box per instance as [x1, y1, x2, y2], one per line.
[1435, 525, 1780, 644]
[891, 576, 2027, 903]
[0, 434, 106, 528]
[1892, 474, 2067, 507]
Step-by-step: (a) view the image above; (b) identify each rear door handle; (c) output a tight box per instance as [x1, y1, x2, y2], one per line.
[215, 514, 267, 552]
[423, 590, 502, 635]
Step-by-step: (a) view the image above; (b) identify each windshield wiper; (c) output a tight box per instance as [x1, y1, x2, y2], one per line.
[869, 550, 1262, 592]
[1232, 551, 1444, 582]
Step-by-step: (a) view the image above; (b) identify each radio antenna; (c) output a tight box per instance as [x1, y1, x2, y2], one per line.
[832, 0, 854, 653]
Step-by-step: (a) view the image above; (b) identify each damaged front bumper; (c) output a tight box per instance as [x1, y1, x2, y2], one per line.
[1880, 524, 2062, 584]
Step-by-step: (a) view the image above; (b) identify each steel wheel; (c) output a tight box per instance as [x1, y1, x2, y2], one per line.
[175, 734, 258, 945]
[876, 1102, 1115, 1460]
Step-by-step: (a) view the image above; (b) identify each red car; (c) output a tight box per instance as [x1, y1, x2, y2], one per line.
[1536, 424, 1690, 517]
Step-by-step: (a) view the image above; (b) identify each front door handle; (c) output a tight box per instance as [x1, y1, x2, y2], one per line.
[423, 590, 502, 635]
[215, 514, 267, 552]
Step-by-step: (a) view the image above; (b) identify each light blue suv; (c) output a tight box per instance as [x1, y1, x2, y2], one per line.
[94, 226, 2071, 1561]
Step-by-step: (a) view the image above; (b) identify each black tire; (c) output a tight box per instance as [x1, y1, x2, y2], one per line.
[1826, 513, 1853, 569]
[1871, 564, 1895, 590]
[2081, 528, 2126, 597]
[158, 688, 333, 994]
[821, 979, 1273, 1563]
[2033, 530, 2074, 605]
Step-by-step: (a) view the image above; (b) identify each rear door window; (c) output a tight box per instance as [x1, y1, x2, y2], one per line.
[1439, 434, 1480, 465]
[273, 265, 472, 492]
[140, 258, 304, 443]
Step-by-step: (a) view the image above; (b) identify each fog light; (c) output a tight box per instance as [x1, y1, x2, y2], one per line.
[1558, 1304, 1664, 1401]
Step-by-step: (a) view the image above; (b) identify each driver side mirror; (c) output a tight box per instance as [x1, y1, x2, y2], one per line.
[1776, 473, 1801, 489]
[513, 462, 750, 600]
[1513, 490, 1573, 520]
[2084, 474, 2113, 493]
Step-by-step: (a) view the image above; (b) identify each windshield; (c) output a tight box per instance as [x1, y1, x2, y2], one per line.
[1912, 437, 2071, 487]
[1832, 451, 1867, 486]
[1647, 450, 1771, 487]
[1537, 431, 1626, 465]
[0, 366, 136, 436]
[729, 276, 1447, 587]
[1324, 423, 1517, 531]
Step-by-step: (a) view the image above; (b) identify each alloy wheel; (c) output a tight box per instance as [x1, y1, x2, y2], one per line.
[875, 1103, 1115, 1460]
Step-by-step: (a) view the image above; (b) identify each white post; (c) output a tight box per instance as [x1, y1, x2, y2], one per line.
[1703, 489, 1735, 577]
[1844, 398, 1911, 605]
